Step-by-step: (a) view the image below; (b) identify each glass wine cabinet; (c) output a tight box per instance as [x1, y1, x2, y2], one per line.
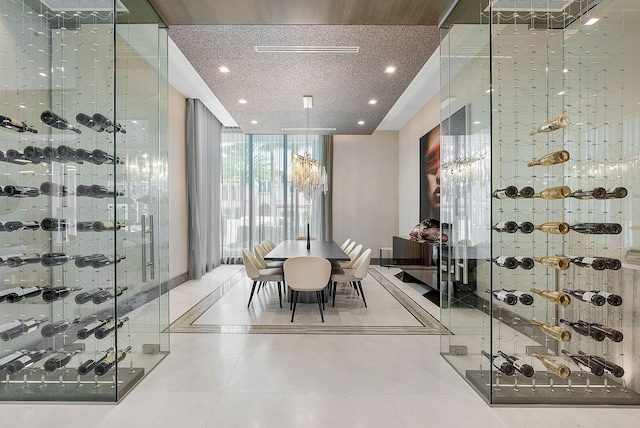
[439, 0, 640, 405]
[0, 0, 169, 401]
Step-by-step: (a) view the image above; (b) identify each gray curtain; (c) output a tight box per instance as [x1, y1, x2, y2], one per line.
[321, 135, 333, 240]
[186, 98, 222, 280]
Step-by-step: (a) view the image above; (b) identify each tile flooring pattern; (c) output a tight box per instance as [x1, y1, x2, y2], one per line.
[1, 265, 639, 428]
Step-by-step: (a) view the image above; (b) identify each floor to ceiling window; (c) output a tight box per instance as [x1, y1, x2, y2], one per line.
[220, 127, 326, 262]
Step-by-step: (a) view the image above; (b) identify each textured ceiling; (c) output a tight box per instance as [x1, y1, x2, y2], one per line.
[169, 25, 440, 134]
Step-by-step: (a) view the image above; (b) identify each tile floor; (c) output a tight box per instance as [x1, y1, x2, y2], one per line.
[1, 265, 639, 428]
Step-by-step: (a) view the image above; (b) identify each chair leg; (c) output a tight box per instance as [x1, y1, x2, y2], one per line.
[332, 281, 337, 307]
[357, 281, 367, 308]
[247, 281, 257, 307]
[289, 288, 294, 310]
[352, 281, 360, 296]
[321, 289, 325, 310]
[277, 282, 282, 308]
[316, 291, 324, 323]
[291, 291, 299, 322]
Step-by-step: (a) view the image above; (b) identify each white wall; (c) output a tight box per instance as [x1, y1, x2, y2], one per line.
[332, 131, 399, 255]
[398, 93, 440, 235]
[168, 84, 189, 279]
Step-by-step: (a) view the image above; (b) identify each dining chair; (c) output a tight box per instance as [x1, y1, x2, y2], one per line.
[342, 241, 356, 257]
[283, 256, 332, 323]
[340, 238, 351, 251]
[262, 239, 276, 251]
[242, 249, 284, 308]
[254, 243, 283, 268]
[330, 248, 372, 308]
[339, 244, 363, 269]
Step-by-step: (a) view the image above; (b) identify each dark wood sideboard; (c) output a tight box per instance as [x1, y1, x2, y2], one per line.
[392, 236, 439, 288]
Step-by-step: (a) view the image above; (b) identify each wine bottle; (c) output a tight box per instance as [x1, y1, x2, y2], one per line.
[75, 254, 108, 268]
[532, 186, 571, 199]
[0, 286, 26, 301]
[40, 218, 67, 232]
[94, 317, 129, 339]
[497, 351, 535, 377]
[76, 221, 96, 232]
[493, 256, 518, 270]
[505, 290, 534, 305]
[578, 351, 624, 378]
[56, 145, 83, 163]
[43, 349, 82, 372]
[75, 148, 103, 165]
[591, 290, 622, 306]
[481, 350, 515, 375]
[5, 350, 47, 374]
[530, 288, 571, 306]
[570, 223, 606, 234]
[562, 288, 605, 306]
[600, 257, 622, 270]
[518, 186, 535, 198]
[76, 112, 105, 132]
[3, 286, 42, 303]
[531, 352, 571, 378]
[92, 113, 126, 134]
[527, 150, 570, 167]
[489, 289, 518, 305]
[77, 319, 110, 339]
[0, 351, 27, 372]
[91, 255, 125, 268]
[40, 110, 81, 134]
[493, 221, 518, 233]
[517, 221, 535, 234]
[42, 286, 83, 303]
[92, 221, 125, 232]
[89, 184, 124, 198]
[534, 222, 570, 234]
[3, 185, 40, 198]
[6, 253, 41, 267]
[42, 146, 62, 162]
[75, 288, 104, 304]
[603, 187, 628, 199]
[76, 184, 92, 197]
[0, 316, 49, 341]
[567, 256, 607, 271]
[514, 256, 535, 270]
[586, 322, 623, 342]
[570, 187, 607, 200]
[92, 286, 128, 305]
[493, 186, 518, 199]
[1, 114, 38, 133]
[94, 346, 131, 376]
[3, 220, 40, 232]
[529, 114, 570, 135]
[23, 146, 44, 162]
[530, 320, 572, 342]
[532, 256, 570, 270]
[77, 349, 113, 375]
[559, 319, 605, 341]
[5, 149, 32, 165]
[92, 149, 123, 165]
[40, 182, 69, 197]
[41, 320, 73, 338]
[560, 350, 604, 376]
[603, 223, 622, 234]
[40, 253, 74, 267]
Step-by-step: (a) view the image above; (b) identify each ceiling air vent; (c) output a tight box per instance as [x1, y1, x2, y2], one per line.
[255, 46, 359, 53]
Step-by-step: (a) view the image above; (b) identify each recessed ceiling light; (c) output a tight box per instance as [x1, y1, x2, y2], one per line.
[563, 68, 569, 73]
[584, 17, 600, 26]
[238, 99, 247, 104]
[368, 99, 377, 105]
[251, 120, 258, 124]
[218, 66, 230, 73]
[358, 120, 365, 125]
[385, 66, 397, 74]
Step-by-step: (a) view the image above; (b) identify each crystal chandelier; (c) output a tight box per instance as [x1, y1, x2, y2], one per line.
[291, 95, 328, 201]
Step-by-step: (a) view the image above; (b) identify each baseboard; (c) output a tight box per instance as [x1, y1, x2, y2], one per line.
[161, 272, 189, 294]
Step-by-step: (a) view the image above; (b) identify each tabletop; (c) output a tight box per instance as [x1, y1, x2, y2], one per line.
[264, 240, 350, 261]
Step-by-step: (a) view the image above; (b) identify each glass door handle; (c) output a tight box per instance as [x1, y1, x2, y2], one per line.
[141, 215, 155, 282]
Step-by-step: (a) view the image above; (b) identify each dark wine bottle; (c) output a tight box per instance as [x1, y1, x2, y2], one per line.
[5, 350, 47, 374]
[518, 186, 535, 198]
[561, 350, 604, 376]
[591, 290, 622, 306]
[75, 288, 104, 304]
[42, 146, 61, 162]
[586, 322, 623, 342]
[493, 186, 518, 199]
[567, 256, 607, 271]
[77, 349, 113, 375]
[40, 110, 81, 134]
[76, 113, 105, 132]
[6, 253, 41, 267]
[578, 351, 624, 378]
[40, 218, 67, 231]
[92, 113, 126, 134]
[24, 146, 44, 162]
[3, 286, 42, 303]
[92, 149, 123, 165]
[497, 351, 534, 377]
[0, 286, 25, 301]
[493, 221, 518, 233]
[0, 351, 27, 372]
[493, 256, 518, 269]
[1, 114, 38, 133]
[76, 221, 96, 232]
[600, 257, 622, 270]
[76, 184, 92, 196]
[0, 317, 49, 341]
[5, 149, 32, 165]
[562, 288, 606, 306]
[41, 320, 72, 338]
[514, 256, 535, 270]
[75, 148, 103, 165]
[505, 290, 534, 305]
[92, 286, 128, 305]
[57, 145, 82, 163]
[481, 350, 515, 375]
[604, 223, 623, 234]
[92, 221, 125, 232]
[3, 185, 39, 198]
[570, 223, 606, 234]
[517, 221, 535, 234]
[75, 254, 108, 268]
[40, 182, 69, 197]
[489, 289, 518, 305]
[603, 187, 627, 199]
[3, 220, 40, 232]
[90, 184, 124, 198]
[94, 346, 131, 376]
[91, 255, 125, 268]
[570, 187, 607, 199]
[559, 319, 605, 341]
[94, 317, 129, 339]
[43, 349, 81, 372]
[42, 286, 83, 302]
[77, 319, 110, 339]
[40, 253, 73, 267]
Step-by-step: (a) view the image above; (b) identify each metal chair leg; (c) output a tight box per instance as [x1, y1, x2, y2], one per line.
[291, 291, 299, 322]
[316, 291, 324, 323]
[332, 281, 337, 307]
[247, 281, 257, 307]
[277, 281, 282, 308]
[321, 289, 325, 310]
[358, 281, 367, 308]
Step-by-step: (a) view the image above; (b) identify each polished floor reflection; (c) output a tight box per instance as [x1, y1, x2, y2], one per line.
[2, 265, 639, 427]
